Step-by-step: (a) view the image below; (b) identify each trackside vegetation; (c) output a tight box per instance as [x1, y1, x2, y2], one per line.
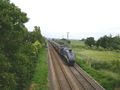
[0, 0, 46, 90]
[71, 40, 120, 90]
[29, 48, 48, 90]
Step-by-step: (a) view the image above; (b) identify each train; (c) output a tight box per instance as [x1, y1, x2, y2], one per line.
[50, 40, 75, 66]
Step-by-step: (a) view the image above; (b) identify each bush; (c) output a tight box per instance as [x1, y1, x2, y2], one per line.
[91, 61, 111, 70]
[77, 59, 120, 90]
[91, 60, 120, 74]
[0, 53, 16, 90]
[111, 60, 120, 73]
[0, 73, 16, 90]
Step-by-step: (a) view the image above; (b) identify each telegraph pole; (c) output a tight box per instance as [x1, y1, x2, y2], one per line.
[67, 32, 69, 39]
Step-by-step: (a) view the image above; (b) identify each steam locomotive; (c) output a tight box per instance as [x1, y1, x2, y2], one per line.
[50, 40, 75, 66]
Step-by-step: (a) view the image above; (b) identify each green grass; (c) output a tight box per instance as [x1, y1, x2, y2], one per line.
[29, 48, 48, 90]
[71, 40, 85, 46]
[71, 40, 120, 90]
[71, 40, 85, 49]
[77, 50, 120, 61]
[71, 40, 120, 62]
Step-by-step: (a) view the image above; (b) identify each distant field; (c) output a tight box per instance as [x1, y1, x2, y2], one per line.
[70, 40, 120, 90]
[71, 40, 85, 46]
[76, 50, 120, 61]
[71, 40, 120, 61]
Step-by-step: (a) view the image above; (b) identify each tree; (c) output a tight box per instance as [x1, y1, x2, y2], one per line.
[96, 36, 108, 48]
[96, 35, 120, 50]
[85, 37, 95, 47]
[111, 35, 120, 49]
[0, 0, 29, 89]
[0, 0, 28, 56]
[0, 0, 45, 89]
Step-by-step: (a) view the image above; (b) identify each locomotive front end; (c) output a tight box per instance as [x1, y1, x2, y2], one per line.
[67, 49, 75, 66]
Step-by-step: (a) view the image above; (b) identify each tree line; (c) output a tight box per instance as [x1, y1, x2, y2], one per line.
[84, 35, 120, 50]
[0, 0, 45, 90]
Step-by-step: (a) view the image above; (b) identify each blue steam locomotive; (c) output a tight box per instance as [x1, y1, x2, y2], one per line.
[50, 40, 75, 66]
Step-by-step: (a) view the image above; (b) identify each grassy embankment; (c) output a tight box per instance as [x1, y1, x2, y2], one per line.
[29, 48, 48, 90]
[71, 40, 120, 90]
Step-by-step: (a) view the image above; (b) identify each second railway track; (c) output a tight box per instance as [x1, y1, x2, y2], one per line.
[48, 42, 105, 90]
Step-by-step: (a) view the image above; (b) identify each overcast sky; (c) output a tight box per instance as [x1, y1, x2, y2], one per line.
[10, 0, 120, 39]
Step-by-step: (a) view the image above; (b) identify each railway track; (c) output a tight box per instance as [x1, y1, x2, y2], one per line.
[48, 43, 105, 90]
